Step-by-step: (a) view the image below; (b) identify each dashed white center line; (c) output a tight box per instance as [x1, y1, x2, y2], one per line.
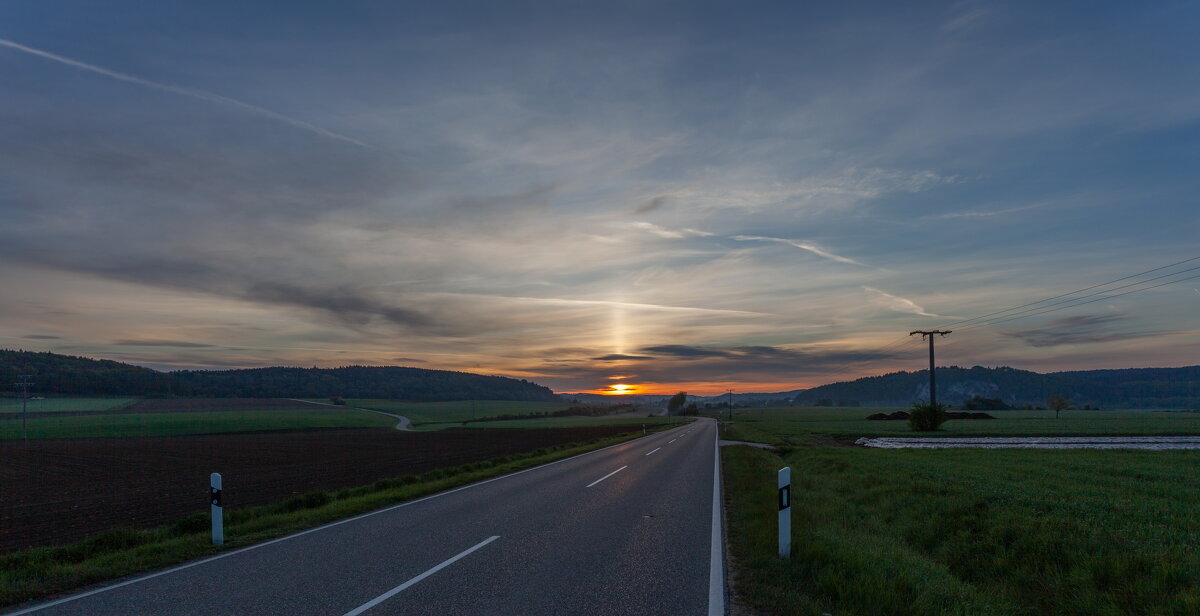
[645, 447, 661, 456]
[669, 438, 677, 444]
[343, 536, 500, 615]
[586, 465, 628, 488]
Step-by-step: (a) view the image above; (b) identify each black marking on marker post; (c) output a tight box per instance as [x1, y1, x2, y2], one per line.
[778, 485, 790, 511]
[210, 488, 222, 507]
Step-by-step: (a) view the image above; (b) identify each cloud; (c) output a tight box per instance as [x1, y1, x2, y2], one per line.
[942, 1, 992, 32]
[863, 287, 956, 318]
[640, 344, 734, 359]
[592, 353, 654, 361]
[631, 221, 714, 239]
[633, 195, 671, 214]
[392, 356, 427, 363]
[1002, 314, 1166, 347]
[522, 343, 907, 391]
[113, 339, 216, 348]
[929, 203, 1043, 219]
[732, 236, 865, 266]
[22, 334, 61, 340]
[431, 293, 765, 317]
[0, 38, 369, 147]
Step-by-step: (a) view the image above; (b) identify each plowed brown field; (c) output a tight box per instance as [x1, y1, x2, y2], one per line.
[0, 426, 633, 552]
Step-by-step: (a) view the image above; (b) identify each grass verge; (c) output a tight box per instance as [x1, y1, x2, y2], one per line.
[0, 425, 668, 608]
[722, 444, 1199, 615]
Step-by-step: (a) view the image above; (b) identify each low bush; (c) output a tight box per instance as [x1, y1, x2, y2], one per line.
[908, 403, 947, 431]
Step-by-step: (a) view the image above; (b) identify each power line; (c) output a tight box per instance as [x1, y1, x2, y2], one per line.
[953, 271, 1200, 333]
[940, 263, 1200, 331]
[935, 255, 1200, 329]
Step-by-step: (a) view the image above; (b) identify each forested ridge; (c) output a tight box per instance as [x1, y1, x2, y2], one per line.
[794, 365, 1200, 409]
[0, 350, 557, 401]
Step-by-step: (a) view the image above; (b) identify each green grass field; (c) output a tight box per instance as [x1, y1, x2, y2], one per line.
[725, 445, 1199, 615]
[724, 406, 1200, 444]
[0, 397, 135, 413]
[345, 399, 569, 428]
[723, 407, 1200, 615]
[0, 408, 396, 439]
[452, 415, 683, 429]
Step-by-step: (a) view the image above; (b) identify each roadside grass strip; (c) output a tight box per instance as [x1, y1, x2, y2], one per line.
[722, 444, 1200, 615]
[0, 426, 671, 609]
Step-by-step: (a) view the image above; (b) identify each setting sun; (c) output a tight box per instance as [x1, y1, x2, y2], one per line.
[590, 382, 648, 395]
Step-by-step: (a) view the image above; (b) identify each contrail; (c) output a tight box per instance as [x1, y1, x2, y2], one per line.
[732, 235, 865, 266]
[0, 37, 370, 147]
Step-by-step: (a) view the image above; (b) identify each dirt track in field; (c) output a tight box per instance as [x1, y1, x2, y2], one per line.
[0, 425, 634, 552]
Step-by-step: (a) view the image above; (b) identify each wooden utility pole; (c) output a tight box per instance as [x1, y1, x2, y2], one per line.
[909, 331, 951, 407]
[15, 375, 33, 441]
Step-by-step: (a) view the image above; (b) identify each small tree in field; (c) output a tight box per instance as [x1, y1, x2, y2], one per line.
[908, 402, 948, 431]
[667, 391, 687, 415]
[1047, 394, 1069, 419]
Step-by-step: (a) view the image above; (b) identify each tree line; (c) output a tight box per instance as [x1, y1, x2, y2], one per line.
[0, 350, 558, 402]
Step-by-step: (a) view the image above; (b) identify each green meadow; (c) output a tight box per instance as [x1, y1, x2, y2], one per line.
[346, 399, 678, 431]
[723, 406, 1200, 444]
[345, 399, 568, 428]
[722, 407, 1200, 615]
[0, 397, 135, 413]
[0, 408, 396, 439]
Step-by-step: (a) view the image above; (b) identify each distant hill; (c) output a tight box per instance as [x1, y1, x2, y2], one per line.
[0, 350, 180, 396]
[0, 350, 558, 402]
[172, 366, 559, 401]
[793, 365, 1200, 409]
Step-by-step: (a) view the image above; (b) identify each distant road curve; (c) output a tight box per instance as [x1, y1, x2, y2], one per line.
[288, 399, 412, 431]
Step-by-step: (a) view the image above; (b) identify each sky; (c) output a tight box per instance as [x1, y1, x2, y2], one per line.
[2, 1, 1199, 395]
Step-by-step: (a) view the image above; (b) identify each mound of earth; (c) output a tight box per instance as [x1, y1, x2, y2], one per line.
[867, 411, 910, 420]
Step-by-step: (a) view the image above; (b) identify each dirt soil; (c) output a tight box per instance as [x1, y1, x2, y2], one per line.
[0, 425, 634, 553]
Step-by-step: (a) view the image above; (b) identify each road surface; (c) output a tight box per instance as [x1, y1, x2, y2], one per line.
[6, 419, 724, 616]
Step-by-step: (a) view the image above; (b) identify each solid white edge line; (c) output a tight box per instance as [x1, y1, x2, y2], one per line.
[585, 465, 628, 488]
[3, 425, 691, 616]
[645, 447, 661, 456]
[708, 421, 726, 616]
[342, 536, 500, 616]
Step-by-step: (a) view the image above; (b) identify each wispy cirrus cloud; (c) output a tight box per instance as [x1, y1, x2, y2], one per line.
[112, 339, 216, 348]
[928, 203, 1044, 220]
[863, 287, 957, 318]
[1001, 314, 1169, 348]
[732, 236, 865, 266]
[631, 221, 714, 239]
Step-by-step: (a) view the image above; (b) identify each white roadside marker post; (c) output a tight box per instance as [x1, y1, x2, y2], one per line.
[778, 467, 791, 558]
[210, 473, 224, 545]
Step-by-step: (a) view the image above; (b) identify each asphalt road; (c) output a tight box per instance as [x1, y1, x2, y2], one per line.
[7, 419, 724, 616]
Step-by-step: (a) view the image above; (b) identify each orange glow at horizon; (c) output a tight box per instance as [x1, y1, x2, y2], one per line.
[578, 380, 807, 396]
